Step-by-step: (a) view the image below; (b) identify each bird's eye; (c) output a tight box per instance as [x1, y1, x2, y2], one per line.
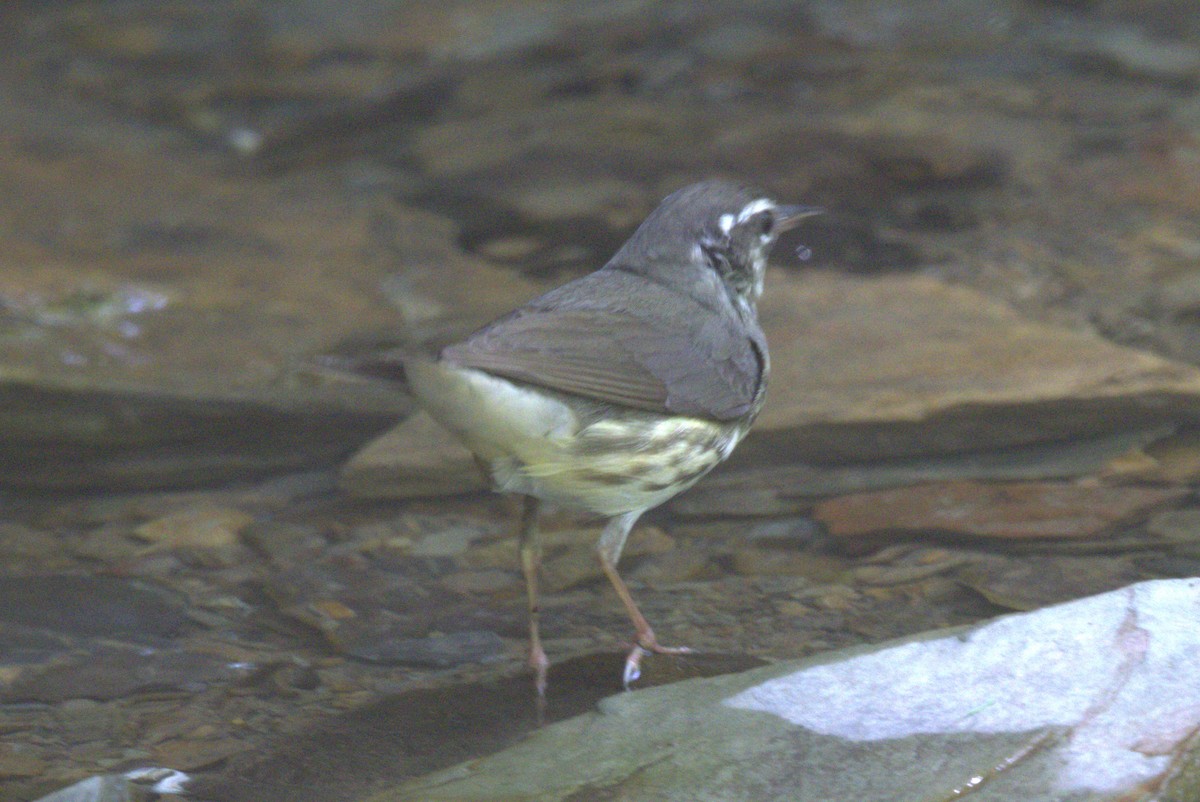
[758, 214, 774, 236]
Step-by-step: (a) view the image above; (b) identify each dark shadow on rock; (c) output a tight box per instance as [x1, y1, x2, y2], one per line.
[188, 650, 766, 802]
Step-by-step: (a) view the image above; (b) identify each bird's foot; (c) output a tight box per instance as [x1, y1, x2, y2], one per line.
[622, 633, 694, 688]
[530, 643, 550, 698]
[529, 643, 549, 724]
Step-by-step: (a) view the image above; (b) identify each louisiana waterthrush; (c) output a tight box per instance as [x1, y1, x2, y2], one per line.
[376, 180, 819, 694]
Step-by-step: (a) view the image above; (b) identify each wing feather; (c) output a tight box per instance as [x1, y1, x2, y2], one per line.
[442, 306, 763, 421]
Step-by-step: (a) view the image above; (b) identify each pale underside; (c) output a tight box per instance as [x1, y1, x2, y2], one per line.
[405, 359, 746, 516]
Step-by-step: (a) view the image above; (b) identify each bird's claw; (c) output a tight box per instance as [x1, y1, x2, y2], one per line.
[623, 645, 648, 688]
[622, 640, 694, 689]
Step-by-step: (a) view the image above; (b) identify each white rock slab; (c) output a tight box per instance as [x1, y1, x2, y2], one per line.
[727, 578, 1200, 794]
[377, 579, 1200, 801]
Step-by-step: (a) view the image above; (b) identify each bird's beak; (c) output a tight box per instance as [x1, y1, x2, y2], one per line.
[774, 204, 825, 232]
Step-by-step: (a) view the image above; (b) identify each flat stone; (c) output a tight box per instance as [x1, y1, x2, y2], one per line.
[743, 271, 1200, 464]
[0, 744, 47, 778]
[132, 505, 253, 556]
[957, 555, 1147, 611]
[239, 520, 329, 565]
[150, 736, 246, 771]
[338, 411, 485, 499]
[345, 272, 1200, 501]
[29, 775, 135, 802]
[339, 630, 507, 668]
[730, 548, 850, 581]
[813, 480, 1187, 541]
[372, 579, 1200, 802]
[0, 575, 187, 643]
[674, 427, 1168, 516]
[541, 548, 605, 593]
[3, 646, 232, 703]
[1147, 508, 1200, 545]
[629, 547, 713, 586]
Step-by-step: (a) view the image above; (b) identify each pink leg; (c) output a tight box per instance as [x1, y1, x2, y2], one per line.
[517, 496, 549, 704]
[597, 511, 692, 688]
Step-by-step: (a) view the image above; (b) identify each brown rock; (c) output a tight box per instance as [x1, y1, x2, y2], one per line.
[814, 480, 1186, 541]
[957, 554, 1148, 611]
[743, 272, 1200, 464]
[730, 549, 849, 581]
[348, 272, 1200, 501]
[630, 548, 713, 586]
[133, 506, 253, 553]
[339, 411, 486, 498]
[0, 744, 46, 778]
[152, 736, 247, 771]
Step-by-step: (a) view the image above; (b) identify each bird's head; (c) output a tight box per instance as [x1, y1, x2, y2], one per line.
[612, 180, 822, 302]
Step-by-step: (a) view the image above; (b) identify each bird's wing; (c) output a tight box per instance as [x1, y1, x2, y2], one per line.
[441, 307, 763, 421]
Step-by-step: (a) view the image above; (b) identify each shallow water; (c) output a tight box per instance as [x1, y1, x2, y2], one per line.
[3, 1, 1200, 799]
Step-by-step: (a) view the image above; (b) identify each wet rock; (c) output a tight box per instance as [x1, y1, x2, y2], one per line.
[957, 554, 1148, 610]
[849, 548, 973, 586]
[3, 646, 233, 703]
[439, 569, 517, 595]
[0, 575, 187, 643]
[0, 83, 532, 491]
[345, 513, 500, 568]
[750, 272, 1200, 463]
[0, 523, 70, 571]
[629, 547, 713, 586]
[375, 579, 1200, 802]
[0, 383, 402, 491]
[730, 548, 850, 581]
[461, 524, 673, 572]
[348, 271, 1200, 502]
[239, 520, 329, 566]
[55, 699, 115, 744]
[859, 134, 1008, 188]
[406, 516, 494, 558]
[675, 427, 1171, 516]
[338, 411, 485, 499]
[53, 522, 135, 564]
[1128, 428, 1200, 483]
[807, 0, 1020, 47]
[1146, 507, 1200, 559]
[31, 775, 142, 802]
[813, 480, 1186, 542]
[0, 742, 47, 779]
[1064, 25, 1200, 82]
[1147, 508, 1200, 544]
[131, 506, 253, 563]
[340, 630, 507, 668]
[149, 736, 247, 771]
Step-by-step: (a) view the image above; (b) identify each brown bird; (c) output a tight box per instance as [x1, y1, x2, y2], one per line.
[373, 180, 819, 694]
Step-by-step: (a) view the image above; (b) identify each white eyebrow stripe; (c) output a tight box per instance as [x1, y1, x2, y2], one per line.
[737, 198, 774, 223]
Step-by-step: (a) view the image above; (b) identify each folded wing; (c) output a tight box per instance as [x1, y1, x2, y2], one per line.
[442, 308, 763, 421]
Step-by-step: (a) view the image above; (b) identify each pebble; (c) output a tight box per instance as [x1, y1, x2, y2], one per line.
[851, 553, 971, 586]
[630, 548, 712, 586]
[439, 569, 517, 595]
[132, 506, 253, 558]
[730, 548, 848, 582]
[240, 521, 328, 565]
